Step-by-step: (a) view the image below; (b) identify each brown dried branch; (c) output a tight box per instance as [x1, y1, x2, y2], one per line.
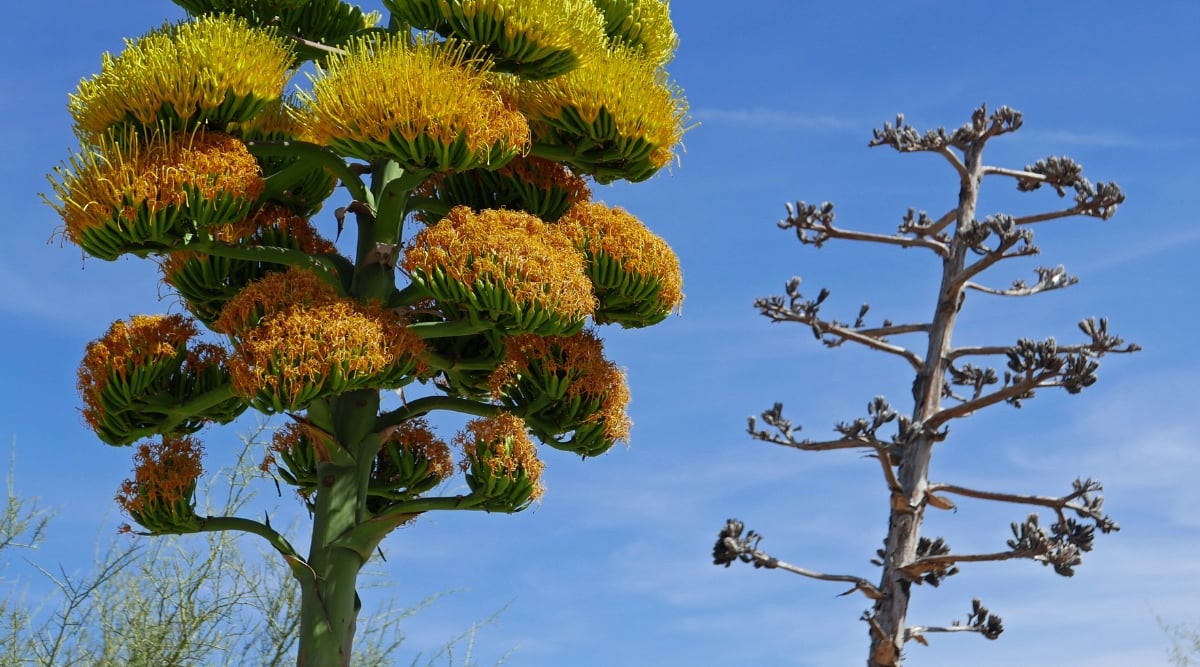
[755, 280, 925, 371]
[779, 201, 950, 256]
[964, 264, 1078, 297]
[905, 599, 1004, 644]
[713, 520, 882, 600]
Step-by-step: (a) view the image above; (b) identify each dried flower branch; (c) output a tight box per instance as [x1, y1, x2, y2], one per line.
[717, 104, 1137, 667]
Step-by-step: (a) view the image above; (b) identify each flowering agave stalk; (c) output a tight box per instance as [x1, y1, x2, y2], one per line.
[47, 3, 686, 666]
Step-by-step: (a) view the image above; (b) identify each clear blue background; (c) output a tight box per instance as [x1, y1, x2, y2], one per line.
[2, 2, 1197, 665]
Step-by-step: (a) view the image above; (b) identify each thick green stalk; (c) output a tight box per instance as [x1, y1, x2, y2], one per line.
[296, 390, 381, 667]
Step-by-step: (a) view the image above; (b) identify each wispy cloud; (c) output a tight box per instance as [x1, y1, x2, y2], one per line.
[691, 107, 858, 132]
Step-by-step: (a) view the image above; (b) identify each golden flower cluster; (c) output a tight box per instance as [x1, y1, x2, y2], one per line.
[560, 201, 683, 326]
[402, 207, 595, 333]
[297, 36, 529, 171]
[50, 130, 264, 261]
[219, 269, 427, 412]
[386, 0, 607, 80]
[70, 15, 291, 140]
[519, 43, 688, 182]
[592, 0, 678, 65]
[455, 413, 545, 501]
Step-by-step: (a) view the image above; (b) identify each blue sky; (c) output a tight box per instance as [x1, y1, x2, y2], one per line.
[3, 1, 1198, 665]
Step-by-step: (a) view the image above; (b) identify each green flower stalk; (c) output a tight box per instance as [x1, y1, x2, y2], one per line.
[47, 4, 689, 665]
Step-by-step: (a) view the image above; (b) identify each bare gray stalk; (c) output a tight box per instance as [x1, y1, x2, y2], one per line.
[713, 105, 1137, 666]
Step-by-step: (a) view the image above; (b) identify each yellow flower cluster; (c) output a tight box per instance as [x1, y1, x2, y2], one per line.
[520, 44, 687, 182]
[219, 269, 428, 412]
[592, 0, 677, 65]
[116, 435, 204, 532]
[70, 15, 291, 140]
[297, 37, 529, 171]
[50, 130, 264, 261]
[560, 201, 683, 327]
[386, 0, 607, 80]
[402, 207, 595, 334]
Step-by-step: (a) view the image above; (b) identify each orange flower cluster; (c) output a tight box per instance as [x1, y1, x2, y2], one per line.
[560, 201, 683, 327]
[456, 413, 545, 503]
[219, 269, 428, 412]
[489, 329, 631, 451]
[116, 435, 204, 532]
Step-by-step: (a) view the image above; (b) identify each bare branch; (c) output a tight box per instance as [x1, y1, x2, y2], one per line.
[926, 368, 1055, 428]
[756, 280, 925, 371]
[748, 402, 887, 453]
[906, 599, 1004, 643]
[952, 214, 1038, 289]
[713, 520, 882, 600]
[964, 265, 1078, 298]
[927, 478, 1115, 529]
[855, 322, 932, 338]
[779, 201, 950, 256]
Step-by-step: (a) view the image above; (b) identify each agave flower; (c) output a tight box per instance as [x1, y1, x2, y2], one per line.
[161, 205, 341, 326]
[414, 155, 591, 224]
[402, 206, 595, 335]
[487, 329, 631, 457]
[592, 0, 678, 65]
[49, 129, 264, 261]
[70, 15, 291, 141]
[78, 315, 244, 446]
[559, 201, 683, 327]
[169, 0, 379, 62]
[368, 418, 456, 509]
[219, 269, 428, 413]
[520, 44, 688, 183]
[456, 413, 545, 510]
[116, 435, 205, 533]
[296, 36, 529, 172]
[232, 98, 339, 215]
[384, 0, 607, 80]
